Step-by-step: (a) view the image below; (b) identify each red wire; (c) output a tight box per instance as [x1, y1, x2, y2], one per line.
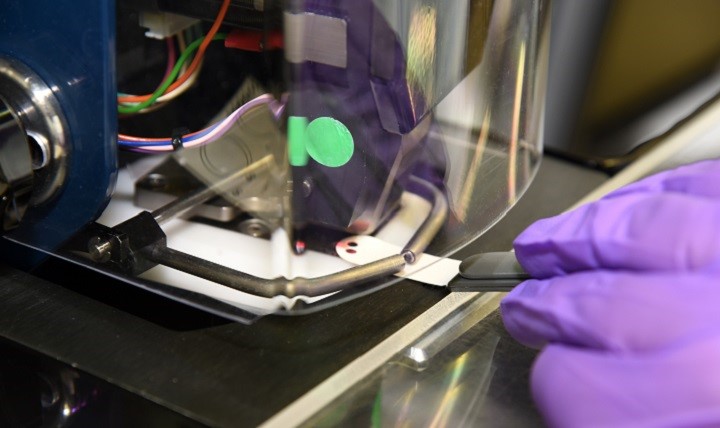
[162, 36, 177, 82]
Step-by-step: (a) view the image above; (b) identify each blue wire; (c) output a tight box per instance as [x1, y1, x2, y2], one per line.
[118, 121, 219, 148]
[118, 139, 171, 147]
[183, 124, 216, 142]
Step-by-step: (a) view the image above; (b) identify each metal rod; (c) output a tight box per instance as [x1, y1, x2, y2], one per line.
[151, 155, 274, 225]
[146, 246, 407, 298]
[143, 174, 446, 298]
[402, 176, 448, 263]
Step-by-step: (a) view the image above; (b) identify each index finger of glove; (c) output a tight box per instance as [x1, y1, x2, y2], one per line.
[513, 192, 720, 278]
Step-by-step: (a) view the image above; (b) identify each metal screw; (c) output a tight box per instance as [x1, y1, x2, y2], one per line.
[238, 219, 271, 239]
[145, 173, 167, 190]
[88, 236, 113, 263]
[302, 177, 313, 198]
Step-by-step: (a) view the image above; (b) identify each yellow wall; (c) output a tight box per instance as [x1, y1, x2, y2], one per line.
[581, 0, 720, 132]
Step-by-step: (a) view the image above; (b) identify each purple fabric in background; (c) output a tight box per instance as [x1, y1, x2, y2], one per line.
[288, 0, 446, 235]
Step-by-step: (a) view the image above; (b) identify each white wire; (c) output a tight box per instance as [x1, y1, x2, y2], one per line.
[129, 94, 283, 153]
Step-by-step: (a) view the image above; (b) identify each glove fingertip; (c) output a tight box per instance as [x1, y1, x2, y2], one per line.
[512, 207, 599, 277]
[500, 280, 552, 349]
[512, 221, 563, 277]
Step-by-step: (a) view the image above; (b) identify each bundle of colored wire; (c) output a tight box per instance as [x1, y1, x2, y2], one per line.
[118, 33, 226, 114]
[115, 37, 190, 115]
[117, 0, 230, 107]
[161, 37, 176, 83]
[118, 93, 286, 153]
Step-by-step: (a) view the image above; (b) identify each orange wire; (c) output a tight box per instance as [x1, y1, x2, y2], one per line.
[117, 0, 231, 104]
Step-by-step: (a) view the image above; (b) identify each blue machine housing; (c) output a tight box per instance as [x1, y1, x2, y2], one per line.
[0, 1, 118, 252]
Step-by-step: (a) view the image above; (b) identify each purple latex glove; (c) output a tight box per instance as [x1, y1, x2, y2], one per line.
[501, 158, 720, 428]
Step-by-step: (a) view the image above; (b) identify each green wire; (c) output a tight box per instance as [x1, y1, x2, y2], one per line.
[118, 33, 227, 114]
[371, 389, 382, 428]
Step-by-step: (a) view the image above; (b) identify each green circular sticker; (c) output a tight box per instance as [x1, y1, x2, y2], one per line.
[305, 117, 354, 167]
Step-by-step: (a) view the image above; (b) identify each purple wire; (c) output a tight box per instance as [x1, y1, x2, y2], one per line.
[118, 94, 285, 152]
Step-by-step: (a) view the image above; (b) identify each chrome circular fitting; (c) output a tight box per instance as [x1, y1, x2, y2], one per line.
[0, 56, 69, 231]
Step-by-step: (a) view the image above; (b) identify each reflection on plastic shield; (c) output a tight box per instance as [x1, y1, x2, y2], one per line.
[0, 0, 550, 320]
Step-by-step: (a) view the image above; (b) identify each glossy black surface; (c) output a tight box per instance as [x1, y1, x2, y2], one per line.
[303, 311, 544, 428]
[0, 338, 202, 428]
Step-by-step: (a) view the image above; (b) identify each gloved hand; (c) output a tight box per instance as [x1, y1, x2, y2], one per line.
[500, 158, 720, 428]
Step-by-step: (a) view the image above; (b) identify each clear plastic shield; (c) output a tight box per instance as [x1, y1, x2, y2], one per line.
[0, 0, 550, 322]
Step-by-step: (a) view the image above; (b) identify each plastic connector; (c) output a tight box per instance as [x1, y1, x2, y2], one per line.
[140, 11, 200, 39]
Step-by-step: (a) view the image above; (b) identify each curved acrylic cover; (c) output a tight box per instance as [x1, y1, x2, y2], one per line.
[3, 0, 550, 322]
